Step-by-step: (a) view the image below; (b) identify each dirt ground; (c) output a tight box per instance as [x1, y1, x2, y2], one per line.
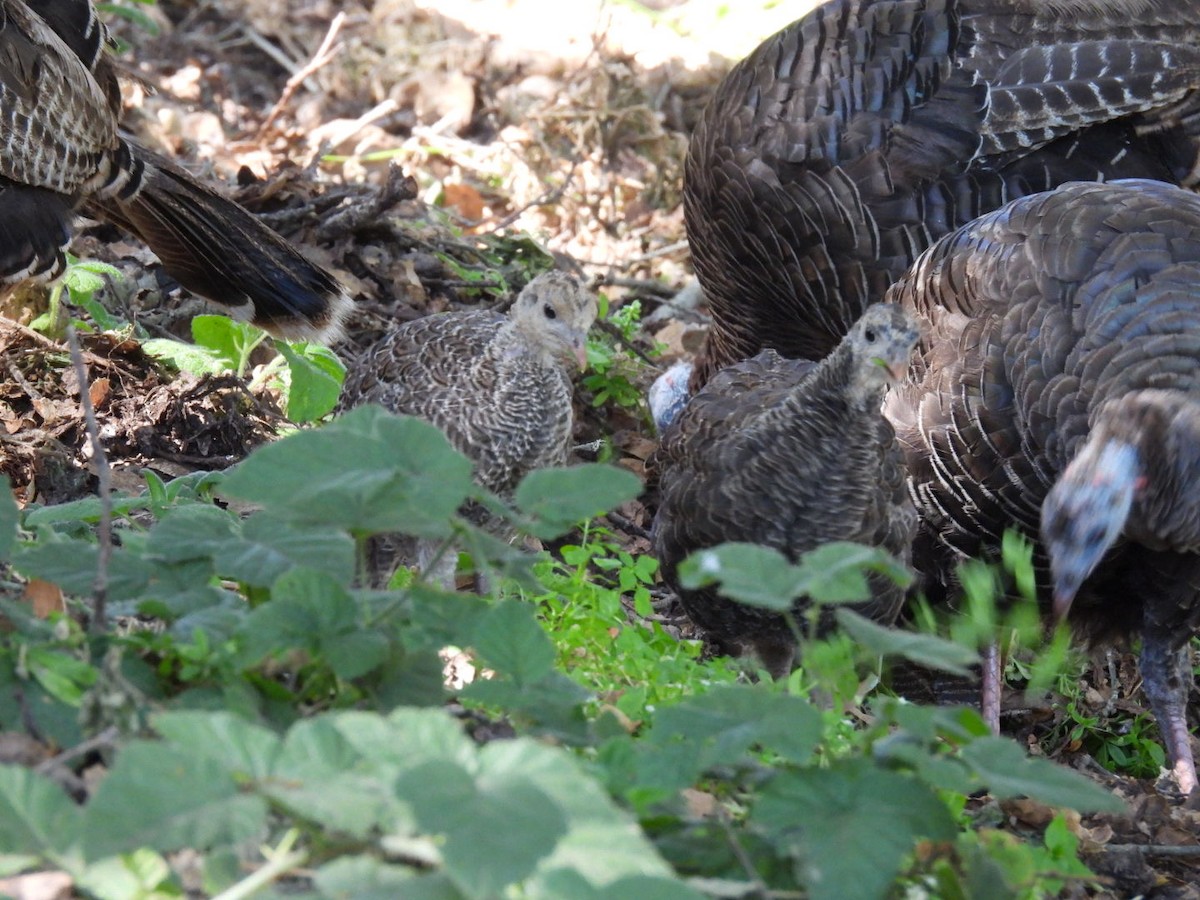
[5, 0, 1200, 895]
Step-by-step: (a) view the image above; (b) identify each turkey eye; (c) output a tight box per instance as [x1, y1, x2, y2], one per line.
[544, 304, 557, 319]
[864, 328, 877, 342]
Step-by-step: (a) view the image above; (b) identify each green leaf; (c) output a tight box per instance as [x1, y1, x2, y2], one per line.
[0, 765, 83, 862]
[266, 717, 404, 839]
[142, 337, 228, 376]
[314, 858, 463, 900]
[220, 406, 474, 537]
[753, 758, 957, 900]
[192, 315, 264, 374]
[471, 601, 555, 685]
[677, 543, 801, 612]
[0, 476, 18, 561]
[82, 742, 268, 860]
[794, 541, 912, 604]
[219, 513, 356, 588]
[396, 758, 566, 899]
[150, 711, 281, 781]
[515, 465, 642, 539]
[276, 341, 346, 423]
[237, 569, 388, 678]
[836, 609, 978, 676]
[146, 503, 240, 563]
[482, 739, 683, 891]
[13, 539, 154, 602]
[960, 738, 1125, 812]
[647, 685, 823, 770]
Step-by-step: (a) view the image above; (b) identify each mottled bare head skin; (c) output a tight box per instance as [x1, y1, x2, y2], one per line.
[648, 360, 694, 434]
[1041, 439, 1139, 619]
[511, 271, 598, 369]
[845, 303, 921, 398]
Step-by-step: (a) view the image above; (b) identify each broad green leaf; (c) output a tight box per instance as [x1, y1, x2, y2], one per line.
[276, 340, 345, 423]
[960, 738, 1125, 812]
[336, 708, 475, 773]
[482, 739, 682, 891]
[396, 758, 566, 899]
[220, 406, 473, 537]
[146, 503, 240, 563]
[76, 848, 173, 899]
[191, 315, 262, 372]
[795, 541, 912, 604]
[83, 742, 268, 860]
[753, 758, 956, 900]
[0, 765, 83, 861]
[515, 465, 642, 539]
[471, 601, 555, 684]
[218, 513, 355, 587]
[266, 718, 403, 838]
[677, 543, 801, 611]
[837, 609, 978, 676]
[646, 685, 823, 770]
[12, 539, 154, 602]
[141, 338, 227, 376]
[237, 570, 388, 678]
[314, 858, 464, 900]
[151, 711, 281, 781]
[533, 871, 701, 899]
[23, 493, 153, 527]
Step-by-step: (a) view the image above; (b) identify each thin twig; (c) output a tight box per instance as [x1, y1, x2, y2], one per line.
[65, 323, 112, 633]
[35, 726, 119, 775]
[258, 11, 347, 139]
[1100, 844, 1200, 858]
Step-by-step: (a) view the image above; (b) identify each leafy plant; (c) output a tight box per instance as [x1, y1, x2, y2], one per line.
[584, 296, 660, 410]
[0, 408, 1130, 899]
[143, 315, 346, 423]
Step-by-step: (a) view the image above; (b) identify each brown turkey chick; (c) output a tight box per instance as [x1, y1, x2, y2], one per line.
[340, 271, 597, 584]
[652, 303, 920, 676]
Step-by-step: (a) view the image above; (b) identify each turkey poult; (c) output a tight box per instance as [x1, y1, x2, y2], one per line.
[884, 179, 1200, 795]
[340, 272, 597, 583]
[0, 0, 350, 340]
[652, 304, 920, 677]
[684, 0, 1200, 395]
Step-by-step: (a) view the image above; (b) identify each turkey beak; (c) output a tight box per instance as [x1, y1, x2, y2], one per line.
[574, 341, 589, 370]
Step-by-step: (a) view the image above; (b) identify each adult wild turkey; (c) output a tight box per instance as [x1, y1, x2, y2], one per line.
[0, 0, 349, 340]
[652, 303, 920, 676]
[883, 178, 1200, 794]
[685, 0, 1200, 394]
[340, 271, 597, 584]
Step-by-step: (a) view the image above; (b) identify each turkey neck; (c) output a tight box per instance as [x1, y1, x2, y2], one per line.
[772, 341, 887, 426]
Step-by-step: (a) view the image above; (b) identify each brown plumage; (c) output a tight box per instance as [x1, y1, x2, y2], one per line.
[652, 304, 920, 676]
[685, 0, 1200, 393]
[0, 0, 349, 340]
[884, 179, 1200, 793]
[340, 271, 597, 582]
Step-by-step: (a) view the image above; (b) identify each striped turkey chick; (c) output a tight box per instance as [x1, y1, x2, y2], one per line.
[340, 271, 597, 584]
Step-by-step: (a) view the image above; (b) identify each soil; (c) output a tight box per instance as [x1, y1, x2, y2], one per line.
[3, 1, 1198, 896]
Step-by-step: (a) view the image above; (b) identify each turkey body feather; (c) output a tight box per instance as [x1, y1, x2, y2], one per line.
[685, 0, 1200, 391]
[885, 178, 1200, 794]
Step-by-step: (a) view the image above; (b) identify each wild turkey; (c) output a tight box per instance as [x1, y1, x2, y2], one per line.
[883, 178, 1200, 794]
[0, 0, 349, 340]
[684, 0, 1200, 395]
[652, 303, 920, 676]
[340, 271, 597, 584]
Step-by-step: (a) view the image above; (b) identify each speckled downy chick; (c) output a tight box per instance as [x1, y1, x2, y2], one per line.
[341, 270, 598, 585]
[652, 303, 920, 676]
